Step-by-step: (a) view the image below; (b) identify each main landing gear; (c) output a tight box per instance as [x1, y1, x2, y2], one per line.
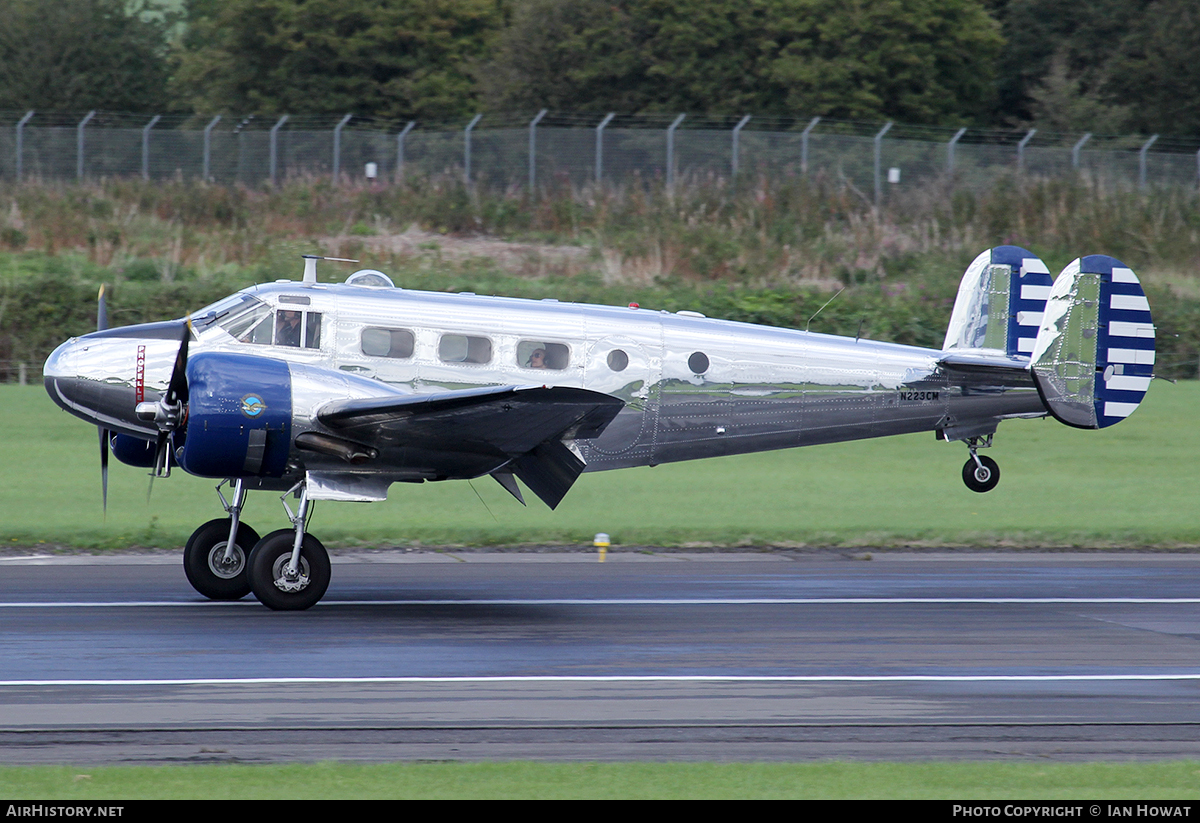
[182, 479, 331, 610]
[960, 435, 1000, 493]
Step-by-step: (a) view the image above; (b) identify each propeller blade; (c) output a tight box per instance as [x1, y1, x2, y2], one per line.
[96, 284, 108, 331]
[99, 427, 109, 516]
[165, 317, 190, 406]
[97, 289, 109, 514]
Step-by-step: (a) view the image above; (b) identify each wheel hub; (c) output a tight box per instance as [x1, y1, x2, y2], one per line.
[206, 542, 245, 579]
[271, 554, 311, 593]
[974, 465, 992, 483]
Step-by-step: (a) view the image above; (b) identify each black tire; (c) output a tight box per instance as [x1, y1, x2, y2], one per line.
[247, 529, 331, 611]
[183, 518, 260, 600]
[962, 455, 1000, 493]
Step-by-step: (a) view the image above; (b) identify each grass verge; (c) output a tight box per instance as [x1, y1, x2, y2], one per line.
[2, 761, 1200, 799]
[4, 379, 1198, 551]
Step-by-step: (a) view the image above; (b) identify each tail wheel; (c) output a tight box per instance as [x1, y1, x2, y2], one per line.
[183, 518, 260, 600]
[962, 455, 1000, 493]
[248, 529, 331, 611]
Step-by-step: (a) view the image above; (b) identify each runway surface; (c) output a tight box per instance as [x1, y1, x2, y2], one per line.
[2, 549, 1199, 764]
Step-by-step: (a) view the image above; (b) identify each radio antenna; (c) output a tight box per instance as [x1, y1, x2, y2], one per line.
[806, 287, 844, 333]
[302, 254, 359, 284]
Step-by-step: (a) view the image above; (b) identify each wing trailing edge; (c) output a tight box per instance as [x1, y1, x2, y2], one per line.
[317, 384, 624, 508]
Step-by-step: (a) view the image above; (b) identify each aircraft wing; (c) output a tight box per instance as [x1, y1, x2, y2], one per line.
[317, 385, 625, 508]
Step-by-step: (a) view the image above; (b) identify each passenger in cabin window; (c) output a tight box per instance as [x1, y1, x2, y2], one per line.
[528, 348, 547, 368]
[276, 310, 302, 347]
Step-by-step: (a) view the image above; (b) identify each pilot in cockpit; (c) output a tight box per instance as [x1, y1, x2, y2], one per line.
[527, 348, 548, 368]
[276, 310, 302, 347]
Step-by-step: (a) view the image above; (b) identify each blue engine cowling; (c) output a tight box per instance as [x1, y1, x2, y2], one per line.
[111, 433, 157, 468]
[179, 352, 292, 478]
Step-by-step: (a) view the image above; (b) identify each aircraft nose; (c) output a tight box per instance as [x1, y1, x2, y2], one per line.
[43, 338, 80, 383]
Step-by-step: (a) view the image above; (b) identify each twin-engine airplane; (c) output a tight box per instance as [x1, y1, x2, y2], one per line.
[44, 246, 1155, 610]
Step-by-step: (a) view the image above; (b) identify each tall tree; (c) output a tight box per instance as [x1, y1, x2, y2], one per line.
[0, 0, 175, 112]
[1107, 0, 1200, 136]
[481, 0, 1003, 125]
[988, 0, 1149, 130]
[171, 0, 505, 121]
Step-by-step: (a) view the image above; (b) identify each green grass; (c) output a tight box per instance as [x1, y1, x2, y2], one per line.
[3, 379, 1198, 550]
[2, 761, 1199, 799]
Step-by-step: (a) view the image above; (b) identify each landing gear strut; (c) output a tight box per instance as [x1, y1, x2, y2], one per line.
[183, 479, 259, 600]
[961, 435, 1000, 493]
[247, 482, 330, 611]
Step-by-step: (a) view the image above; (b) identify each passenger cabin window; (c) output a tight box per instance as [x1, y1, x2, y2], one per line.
[241, 309, 322, 349]
[361, 327, 415, 359]
[518, 340, 570, 370]
[439, 334, 492, 364]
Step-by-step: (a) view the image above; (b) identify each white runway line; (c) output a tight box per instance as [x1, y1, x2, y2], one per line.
[2, 674, 1200, 687]
[1, 597, 1200, 608]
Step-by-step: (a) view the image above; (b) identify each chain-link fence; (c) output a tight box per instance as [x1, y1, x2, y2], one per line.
[3, 111, 1200, 198]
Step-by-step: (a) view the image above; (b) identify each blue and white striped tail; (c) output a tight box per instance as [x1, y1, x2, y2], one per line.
[1030, 256, 1155, 429]
[943, 246, 1054, 358]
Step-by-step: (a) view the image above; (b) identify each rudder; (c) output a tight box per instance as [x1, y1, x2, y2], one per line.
[1030, 255, 1154, 429]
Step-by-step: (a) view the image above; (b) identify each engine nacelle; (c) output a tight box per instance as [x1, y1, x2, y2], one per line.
[179, 352, 292, 478]
[111, 433, 157, 468]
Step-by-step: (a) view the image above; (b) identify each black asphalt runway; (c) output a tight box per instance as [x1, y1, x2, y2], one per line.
[2, 549, 1199, 764]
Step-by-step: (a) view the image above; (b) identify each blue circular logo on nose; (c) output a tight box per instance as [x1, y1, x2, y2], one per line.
[241, 395, 266, 418]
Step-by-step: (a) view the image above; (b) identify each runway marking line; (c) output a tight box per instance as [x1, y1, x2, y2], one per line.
[2, 674, 1200, 686]
[1, 597, 1199, 608]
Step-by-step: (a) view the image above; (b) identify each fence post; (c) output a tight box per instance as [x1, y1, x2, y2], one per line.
[464, 113, 482, 187]
[731, 115, 751, 180]
[1072, 133, 1092, 170]
[332, 114, 352, 182]
[666, 113, 686, 196]
[396, 120, 415, 182]
[1017, 129, 1036, 173]
[801, 116, 821, 174]
[528, 109, 547, 192]
[15, 111, 33, 181]
[595, 112, 615, 185]
[202, 115, 221, 181]
[141, 115, 161, 180]
[1139, 134, 1158, 190]
[269, 115, 289, 187]
[947, 127, 967, 175]
[76, 110, 95, 179]
[873, 121, 892, 208]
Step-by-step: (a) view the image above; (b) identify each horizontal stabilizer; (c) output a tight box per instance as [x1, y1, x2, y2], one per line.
[1030, 256, 1154, 429]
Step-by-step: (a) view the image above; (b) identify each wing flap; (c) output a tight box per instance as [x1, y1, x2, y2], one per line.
[317, 385, 624, 507]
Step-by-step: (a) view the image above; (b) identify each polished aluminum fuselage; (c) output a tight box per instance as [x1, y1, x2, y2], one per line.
[45, 281, 1048, 476]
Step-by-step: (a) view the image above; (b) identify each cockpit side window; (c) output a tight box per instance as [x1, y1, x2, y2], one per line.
[240, 309, 322, 349]
[210, 296, 272, 339]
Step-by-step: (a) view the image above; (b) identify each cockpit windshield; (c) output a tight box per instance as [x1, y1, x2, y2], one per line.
[191, 293, 272, 338]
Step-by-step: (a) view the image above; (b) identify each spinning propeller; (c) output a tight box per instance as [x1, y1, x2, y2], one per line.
[97, 285, 108, 514]
[134, 316, 191, 497]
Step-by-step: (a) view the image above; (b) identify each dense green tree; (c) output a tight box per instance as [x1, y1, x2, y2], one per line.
[1107, 0, 1200, 136]
[481, 0, 1003, 125]
[0, 0, 175, 112]
[988, 0, 1148, 130]
[170, 0, 506, 121]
